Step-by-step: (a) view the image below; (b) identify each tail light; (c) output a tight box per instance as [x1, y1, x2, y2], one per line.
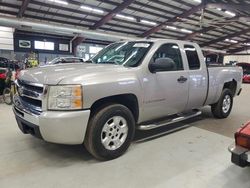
[235, 122, 250, 149]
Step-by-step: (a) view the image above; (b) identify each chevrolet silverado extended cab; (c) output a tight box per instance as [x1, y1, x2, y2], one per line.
[13, 39, 243, 160]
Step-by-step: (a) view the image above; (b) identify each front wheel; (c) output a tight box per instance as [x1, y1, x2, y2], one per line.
[84, 104, 135, 160]
[211, 88, 233, 119]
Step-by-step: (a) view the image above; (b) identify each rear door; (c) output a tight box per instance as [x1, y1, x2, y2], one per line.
[183, 44, 208, 110]
[142, 43, 189, 120]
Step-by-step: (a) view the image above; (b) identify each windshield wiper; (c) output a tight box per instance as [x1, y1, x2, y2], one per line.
[98, 61, 120, 65]
[85, 60, 120, 65]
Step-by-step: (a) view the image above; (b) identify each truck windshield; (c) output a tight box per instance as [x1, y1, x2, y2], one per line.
[88, 42, 152, 67]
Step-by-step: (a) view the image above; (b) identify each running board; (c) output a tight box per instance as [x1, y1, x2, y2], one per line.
[137, 110, 202, 130]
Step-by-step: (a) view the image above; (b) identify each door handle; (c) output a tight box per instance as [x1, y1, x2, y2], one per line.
[177, 76, 188, 83]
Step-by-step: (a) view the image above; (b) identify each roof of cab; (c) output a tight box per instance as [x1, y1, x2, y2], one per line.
[121, 38, 199, 45]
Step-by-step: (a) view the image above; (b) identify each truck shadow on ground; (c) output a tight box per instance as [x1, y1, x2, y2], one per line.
[27, 139, 94, 164]
[199, 106, 216, 119]
[29, 110, 208, 163]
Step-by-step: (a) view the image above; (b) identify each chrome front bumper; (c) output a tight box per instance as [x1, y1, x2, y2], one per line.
[13, 95, 90, 145]
[228, 144, 250, 167]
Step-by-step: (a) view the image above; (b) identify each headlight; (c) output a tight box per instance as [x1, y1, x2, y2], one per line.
[48, 85, 83, 110]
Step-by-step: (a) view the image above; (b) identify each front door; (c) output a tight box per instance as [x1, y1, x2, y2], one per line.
[142, 43, 189, 121]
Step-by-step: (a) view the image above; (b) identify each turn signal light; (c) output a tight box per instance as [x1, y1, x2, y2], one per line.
[73, 87, 82, 97]
[73, 98, 83, 108]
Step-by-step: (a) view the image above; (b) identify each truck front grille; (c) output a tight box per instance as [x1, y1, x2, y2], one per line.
[16, 79, 43, 114]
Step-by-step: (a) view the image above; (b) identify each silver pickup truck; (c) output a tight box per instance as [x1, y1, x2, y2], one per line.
[13, 39, 243, 160]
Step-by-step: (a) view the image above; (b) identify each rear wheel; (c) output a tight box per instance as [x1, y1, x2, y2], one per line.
[211, 88, 233, 119]
[3, 88, 12, 105]
[84, 104, 135, 160]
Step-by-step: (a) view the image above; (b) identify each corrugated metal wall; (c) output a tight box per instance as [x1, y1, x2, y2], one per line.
[0, 26, 14, 51]
[224, 55, 250, 64]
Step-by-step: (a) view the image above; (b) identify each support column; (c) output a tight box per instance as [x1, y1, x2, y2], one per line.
[72, 36, 85, 56]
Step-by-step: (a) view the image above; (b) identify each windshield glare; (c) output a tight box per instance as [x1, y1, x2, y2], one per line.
[48, 57, 61, 64]
[90, 42, 152, 67]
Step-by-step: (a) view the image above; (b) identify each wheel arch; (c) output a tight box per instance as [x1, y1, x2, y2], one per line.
[223, 79, 237, 96]
[90, 94, 139, 123]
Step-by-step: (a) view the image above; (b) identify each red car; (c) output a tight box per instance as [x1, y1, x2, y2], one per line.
[243, 74, 250, 83]
[229, 121, 250, 167]
[0, 68, 7, 95]
[0, 68, 7, 79]
[236, 63, 250, 83]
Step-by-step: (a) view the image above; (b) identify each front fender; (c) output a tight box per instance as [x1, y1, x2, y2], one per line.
[82, 74, 143, 110]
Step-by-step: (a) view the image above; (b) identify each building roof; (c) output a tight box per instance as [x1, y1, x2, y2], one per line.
[0, 0, 250, 53]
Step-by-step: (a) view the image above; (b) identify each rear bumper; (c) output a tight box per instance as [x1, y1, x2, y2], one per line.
[13, 105, 91, 145]
[228, 144, 250, 167]
[243, 80, 250, 83]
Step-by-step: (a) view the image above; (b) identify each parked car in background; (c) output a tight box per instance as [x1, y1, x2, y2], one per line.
[0, 68, 7, 80]
[0, 68, 7, 95]
[0, 58, 20, 71]
[236, 63, 250, 83]
[0, 61, 20, 82]
[0, 57, 10, 69]
[46, 57, 85, 65]
[229, 121, 250, 167]
[0, 58, 21, 89]
[0, 57, 8, 65]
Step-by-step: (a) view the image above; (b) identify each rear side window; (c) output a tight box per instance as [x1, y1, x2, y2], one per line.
[152, 43, 183, 71]
[184, 45, 200, 70]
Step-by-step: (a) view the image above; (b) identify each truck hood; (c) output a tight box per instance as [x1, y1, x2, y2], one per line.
[19, 63, 130, 85]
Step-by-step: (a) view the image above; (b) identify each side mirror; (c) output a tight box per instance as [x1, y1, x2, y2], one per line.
[149, 58, 176, 73]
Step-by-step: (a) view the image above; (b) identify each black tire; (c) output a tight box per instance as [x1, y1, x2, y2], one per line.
[3, 88, 13, 105]
[211, 88, 233, 119]
[84, 104, 135, 160]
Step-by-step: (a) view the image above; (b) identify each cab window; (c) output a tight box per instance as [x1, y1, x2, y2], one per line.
[152, 43, 183, 71]
[184, 45, 200, 70]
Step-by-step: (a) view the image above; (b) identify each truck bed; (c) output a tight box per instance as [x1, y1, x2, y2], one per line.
[205, 65, 242, 105]
[207, 63, 235, 68]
